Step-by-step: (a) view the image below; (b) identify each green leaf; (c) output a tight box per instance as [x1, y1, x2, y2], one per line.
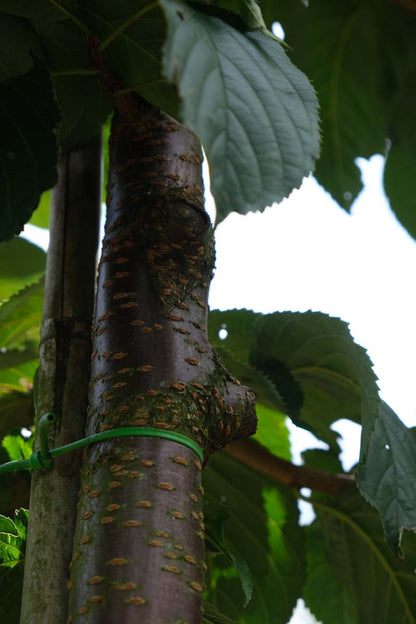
[305, 485, 416, 623]
[0, 278, 43, 349]
[0, 0, 77, 21]
[303, 522, 358, 624]
[209, 309, 260, 363]
[36, 18, 112, 151]
[379, 4, 416, 238]
[0, 516, 17, 536]
[0, 63, 59, 241]
[0, 239, 45, 302]
[254, 404, 290, 461]
[81, 0, 179, 118]
[13, 509, 28, 541]
[0, 360, 37, 394]
[204, 452, 304, 623]
[203, 601, 235, 624]
[270, 0, 416, 231]
[2, 432, 33, 462]
[54, 75, 111, 152]
[205, 499, 253, 606]
[208, 310, 293, 416]
[161, 0, 320, 223]
[0, 510, 27, 566]
[270, 0, 387, 209]
[29, 190, 51, 230]
[251, 311, 379, 450]
[0, 14, 43, 83]
[357, 402, 416, 555]
[208, 310, 292, 458]
[210, 308, 415, 552]
[384, 145, 416, 239]
[0, 509, 28, 623]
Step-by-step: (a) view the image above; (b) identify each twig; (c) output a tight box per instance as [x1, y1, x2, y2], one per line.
[225, 438, 354, 495]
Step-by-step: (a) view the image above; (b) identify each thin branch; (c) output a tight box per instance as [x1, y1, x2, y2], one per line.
[98, 1, 159, 51]
[393, 0, 416, 15]
[114, 78, 167, 97]
[225, 438, 354, 495]
[48, 0, 89, 34]
[51, 69, 99, 77]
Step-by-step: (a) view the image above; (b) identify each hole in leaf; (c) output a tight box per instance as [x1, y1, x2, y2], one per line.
[272, 22, 285, 40]
[218, 325, 228, 341]
[298, 488, 315, 525]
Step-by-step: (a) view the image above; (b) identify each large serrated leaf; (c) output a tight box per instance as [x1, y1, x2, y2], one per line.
[205, 499, 253, 607]
[303, 522, 358, 624]
[204, 452, 304, 624]
[36, 18, 112, 151]
[208, 309, 299, 418]
[161, 0, 320, 222]
[251, 311, 379, 450]
[0, 14, 42, 83]
[384, 144, 416, 240]
[81, 0, 179, 118]
[0, 64, 59, 241]
[356, 402, 416, 555]
[305, 485, 416, 623]
[210, 308, 415, 552]
[268, 0, 416, 235]
[269, 0, 386, 209]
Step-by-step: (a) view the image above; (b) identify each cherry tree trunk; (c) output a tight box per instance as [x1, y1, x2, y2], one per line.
[68, 104, 256, 623]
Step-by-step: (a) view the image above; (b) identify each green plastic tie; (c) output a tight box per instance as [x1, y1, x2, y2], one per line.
[0, 414, 203, 475]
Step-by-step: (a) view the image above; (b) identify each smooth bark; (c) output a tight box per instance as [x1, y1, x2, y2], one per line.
[227, 439, 354, 494]
[20, 135, 102, 624]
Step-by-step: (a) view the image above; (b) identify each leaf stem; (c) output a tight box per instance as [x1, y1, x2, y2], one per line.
[47, 0, 89, 34]
[51, 69, 99, 77]
[98, 1, 159, 51]
[114, 78, 167, 96]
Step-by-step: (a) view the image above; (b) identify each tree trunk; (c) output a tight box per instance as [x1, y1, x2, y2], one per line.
[68, 105, 256, 623]
[20, 135, 102, 624]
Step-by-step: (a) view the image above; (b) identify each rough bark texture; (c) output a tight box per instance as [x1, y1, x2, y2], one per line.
[20, 135, 102, 624]
[68, 107, 256, 623]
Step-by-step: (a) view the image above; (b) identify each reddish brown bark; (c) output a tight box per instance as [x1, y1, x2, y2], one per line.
[226, 439, 354, 495]
[68, 105, 256, 623]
